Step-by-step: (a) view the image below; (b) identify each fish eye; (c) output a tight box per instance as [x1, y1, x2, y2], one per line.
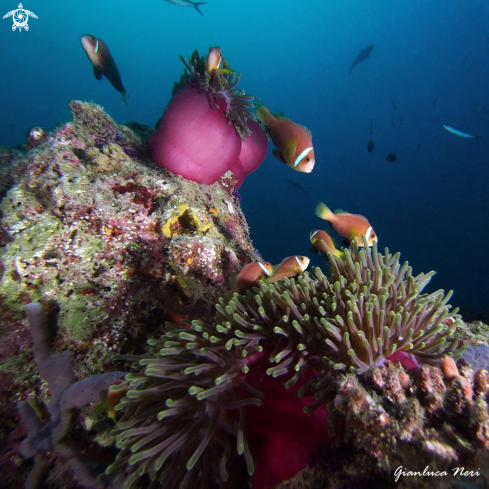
[305, 158, 310, 162]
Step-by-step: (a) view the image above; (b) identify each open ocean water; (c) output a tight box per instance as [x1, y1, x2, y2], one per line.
[1, 0, 488, 316]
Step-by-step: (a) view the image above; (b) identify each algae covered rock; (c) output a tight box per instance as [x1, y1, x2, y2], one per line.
[0, 101, 259, 379]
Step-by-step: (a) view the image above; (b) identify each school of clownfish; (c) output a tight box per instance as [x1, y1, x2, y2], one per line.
[229, 202, 377, 294]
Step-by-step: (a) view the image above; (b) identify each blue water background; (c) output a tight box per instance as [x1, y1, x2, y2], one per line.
[1, 0, 488, 315]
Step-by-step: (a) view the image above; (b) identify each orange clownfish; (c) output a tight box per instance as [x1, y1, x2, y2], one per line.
[315, 202, 377, 246]
[269, 255, 310, 283]
[206, 46, 222, 75]
[230, 261, 273, 294]
[310, 230, 344, 260]
[256, 105, 315, 173]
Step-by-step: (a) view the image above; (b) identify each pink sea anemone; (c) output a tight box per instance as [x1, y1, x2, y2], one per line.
[147, 49, 268, 186]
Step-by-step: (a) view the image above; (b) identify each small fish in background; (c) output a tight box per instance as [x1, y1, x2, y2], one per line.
[391, 98, 398, 111]
[442, 124, 478, 139]
[315, 202, 378, 246]
[367, 139, 375, 152]
[80, 35, 128, 104]
[461, 50, 472, 66]
[433, 97, 437, 109]
[162, 0, 207, 16]
[390, 113, 397, 128]
[399, 117, 403, 126]
[269, 256, 310, 283]
[386, 152, 397, 162]
[230, 261, 273, 294]
[349, 44, 374, 75]
[286, 180, 310, 198]
[256, 105, 315, 173]
[310, 229, 344, 259]
[482, 107, 489, 115]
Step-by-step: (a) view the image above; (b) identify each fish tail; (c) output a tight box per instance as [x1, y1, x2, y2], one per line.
[121, 90, 129, 105]
[315, 202, 333, 222]
[192, 2, 207, 16]
[256, 105, 272, 125]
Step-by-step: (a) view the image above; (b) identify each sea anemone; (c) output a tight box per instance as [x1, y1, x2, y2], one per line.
[147, 49, 267, 186]
[107, 238, 464, 488]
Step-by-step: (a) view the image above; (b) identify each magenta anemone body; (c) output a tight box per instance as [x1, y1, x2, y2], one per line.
[233, 119, 269, 188]
[147, 82, 242, 185]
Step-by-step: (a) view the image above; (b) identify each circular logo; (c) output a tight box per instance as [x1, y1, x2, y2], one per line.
[12, 8, 28, 30]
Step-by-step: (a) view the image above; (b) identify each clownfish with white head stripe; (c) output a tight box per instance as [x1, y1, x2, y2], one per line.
[315, 202, 378, 246]
[269, 255, 310, 283]
[256, 105, 315, 173]
[310, 229, 345, 260]
[230, 261, 273, 294]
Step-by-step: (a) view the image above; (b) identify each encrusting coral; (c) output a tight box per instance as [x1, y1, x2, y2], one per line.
[0, 100, 259, 375]
[106, 237, 465, 489]
[277, 357, 489, 489]
[0, 100, 261, 486]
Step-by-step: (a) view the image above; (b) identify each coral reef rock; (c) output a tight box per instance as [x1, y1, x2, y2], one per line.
[279, 358, 489, 489]
[0, 101, 259, 487]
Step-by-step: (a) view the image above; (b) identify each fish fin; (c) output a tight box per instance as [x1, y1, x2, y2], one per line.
[93, 66, 103, 80]
[256, 105, 272, 125]
[309, 245, 319, 255]
[192, 1, 207, 16]
[272, 149, 286, 163]
[315, 202, 333, 221]
[334, 209, 350, 215]
[284, 139, 297, 158]
[296, 122, 312, 139]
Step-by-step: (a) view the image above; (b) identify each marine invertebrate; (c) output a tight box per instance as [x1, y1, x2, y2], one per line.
[107, 238, 463, 489]
[147, 48, 267, 185]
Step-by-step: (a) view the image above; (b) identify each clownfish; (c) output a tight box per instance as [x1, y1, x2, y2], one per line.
[206, 46, 222, 75]
[230, 261, 273, 294]
[205, 47, 234, 76]
[310, 230, 344, 260]
[315, 202, 377, 246]
[80, 35, 128, 104]
[256, 105, 315, 173]
[269, 256, 310, 283]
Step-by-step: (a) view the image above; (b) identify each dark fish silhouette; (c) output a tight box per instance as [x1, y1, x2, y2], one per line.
[286, 180, 310, 198]
[386, 152, 397, 163]
[81, 35, 128, 104]
[391, 98, 397, 111]
[461, 51, 472, 66]
[433, 97, 437, 109]
[349, 45, 374, 75]
[367, 140, 374, 153]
